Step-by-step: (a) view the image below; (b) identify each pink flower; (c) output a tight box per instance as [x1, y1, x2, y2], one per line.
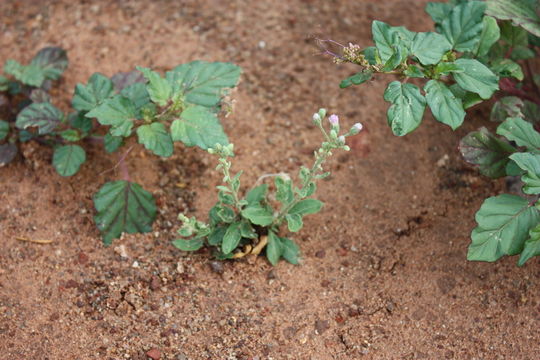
[329, 114, 339, 126]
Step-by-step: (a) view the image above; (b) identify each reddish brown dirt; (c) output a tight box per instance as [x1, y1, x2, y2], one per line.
[1, 1, 539, 359]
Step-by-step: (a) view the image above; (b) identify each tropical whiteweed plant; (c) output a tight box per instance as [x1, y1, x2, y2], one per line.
[173, 110, 363, 265]
[0, 47, 70, 167]
[326, 0, 540, 265]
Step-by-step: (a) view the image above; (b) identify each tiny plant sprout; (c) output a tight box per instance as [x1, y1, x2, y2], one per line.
[173, 108, 361, 265]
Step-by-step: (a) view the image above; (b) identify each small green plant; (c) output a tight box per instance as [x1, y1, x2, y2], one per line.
[0, 47, 71, 166]
[1, 47, 242, 245]
[326, 0, 540, 265]
[173, 109, 362, 265]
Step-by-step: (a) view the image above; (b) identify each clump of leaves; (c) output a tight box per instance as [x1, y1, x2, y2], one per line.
[0, 47, 71, 167]
[326, 0, 540, 265]
[84, 61, 242, 244]
[173, 109, 363, 265]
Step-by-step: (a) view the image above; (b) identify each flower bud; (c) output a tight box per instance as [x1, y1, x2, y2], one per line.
[312, 113, 321, 124]
[329, 114, 339, 126]
[350, 122, 363, 135]
[318, 108, 327, 119]
[338, 135, 346, 144]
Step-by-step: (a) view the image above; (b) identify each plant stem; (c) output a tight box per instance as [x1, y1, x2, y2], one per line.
[119, 148, 131, 181]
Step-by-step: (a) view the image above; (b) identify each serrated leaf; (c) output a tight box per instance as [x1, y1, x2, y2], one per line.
[69, 111, 93, 133]
[280, 237, 300, 265]
[241, 205, 274, 226]
[340, 71, 372, 88]
[490, 59, 524, 81]
[448, 83, 484, 109]
[0, 120, 9, 140]
[170, 105, 228, 149]
[453, 59, 499, 99]
[52, 145, 86, 177]
[59, 129, 80, 142]
[111, 70, 145, 92]
[0, 143, 17, 165]
[518, 223, 540, 266]
[104, 133, 123, 153]
[509, 153, 540, 194]
[383, 81, 427, 136]
[266, 232, 283, 266]
[137, 67, 171, 107]
[424, 80, 466, 130]
[86, 95, 136, 137]
[222, 222, 242, 254]
[411, 32, 452, 65]
[4, 60, 46, 87]
[136, 122, 173, 157]
[459, 127, 516, 178]
[29, 88, 50, 103]
[441, 1, 486, 52]
[490, 97, 524, 122]
[497, 117, 540, 152]
[30, 47, 68, 80]
[246, 184, 268, 205]
[16, 102, 62, 134]
[94, 180, 157, 245]
[486, 0, 540, 37]
[371, 21, 414, 62]
[468, 194, 540, 262]
[286, 213, 303, 232]
[120, 82, 150, 113]
[166, 61, 241, 110]
[72, 73, 114, 111]
[289, 199, 323, 216]
[275, 176, 293, 204]
[475, 16, 501, 57]
[172, 238, 204, 251]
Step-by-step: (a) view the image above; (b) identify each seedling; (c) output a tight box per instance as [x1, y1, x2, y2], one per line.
[173, 109, 362, 265]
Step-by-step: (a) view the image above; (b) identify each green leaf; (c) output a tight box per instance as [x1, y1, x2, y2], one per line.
[0, 143, 17, 165]
[52, 145, 86, 177]
[441, 1, 487, 52]
[459, 127, 516, 178]
[29, 88, 50, 103]
[266, 232, 283, 266]
[382, 44, 407, 72]
[518, 223, 540, 266]
[500, 21, 529, 46]
[510, 46, 536, 61]
[136, 67, 172, 107]
[94, 180, 157, 245]
[111, 70, 145, 91]
[222, 222, 242, 254]
[208, 226, 227, 246]
[497, 117, 540, 152]
[136, 122, 174, 157]
[240, 220, 257, 239]
[475, 16, 501, 57]
[509, 153, 540, 194]
[286, 213, 303, 232]
[16, 102, 63, 134]
[170, 105, 228, 149]
[468, 194, 540, 262]
[453, 59, 499, 100]
[383, 81, 427, 136]
[411, 32, 452, 65]
[30, 47, 68, 81]
[59, 129, 80, 142]
[104, 133, 124, 153]
[4, 59, 45, 87]
[86, 95, 136, 137]
[172, 238, 204, 252]
[69, 111, 93, 133]
[275, 176, 293, 204]
[490, 97, 525, 122]
[0, 75, 8, 91]
[120, 82, 151, 113]
[424, 80, 466, 130]
[166, 61, 241, 110]
[0, 120, 9, 140]
[434, 62, 464, 76]
[371, 21, 414, 62]
[340, 71, 372, 88]
[448, 84, 484, 109]
[246, 184, 268, 205]
[362, 46, 380, 65]
[425, 2, 454, 25]
[72, 73, 114, 111]
[280, 237, 300, 265]
[289, 199, 323, 216]
[241, 205, 274, 226]
[486, 0, 540, 37]
[490, 59, 524, 81]
[403, 65, 426, 78]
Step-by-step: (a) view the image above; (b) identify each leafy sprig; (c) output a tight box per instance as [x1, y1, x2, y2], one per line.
[173, 109, 363, 265]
